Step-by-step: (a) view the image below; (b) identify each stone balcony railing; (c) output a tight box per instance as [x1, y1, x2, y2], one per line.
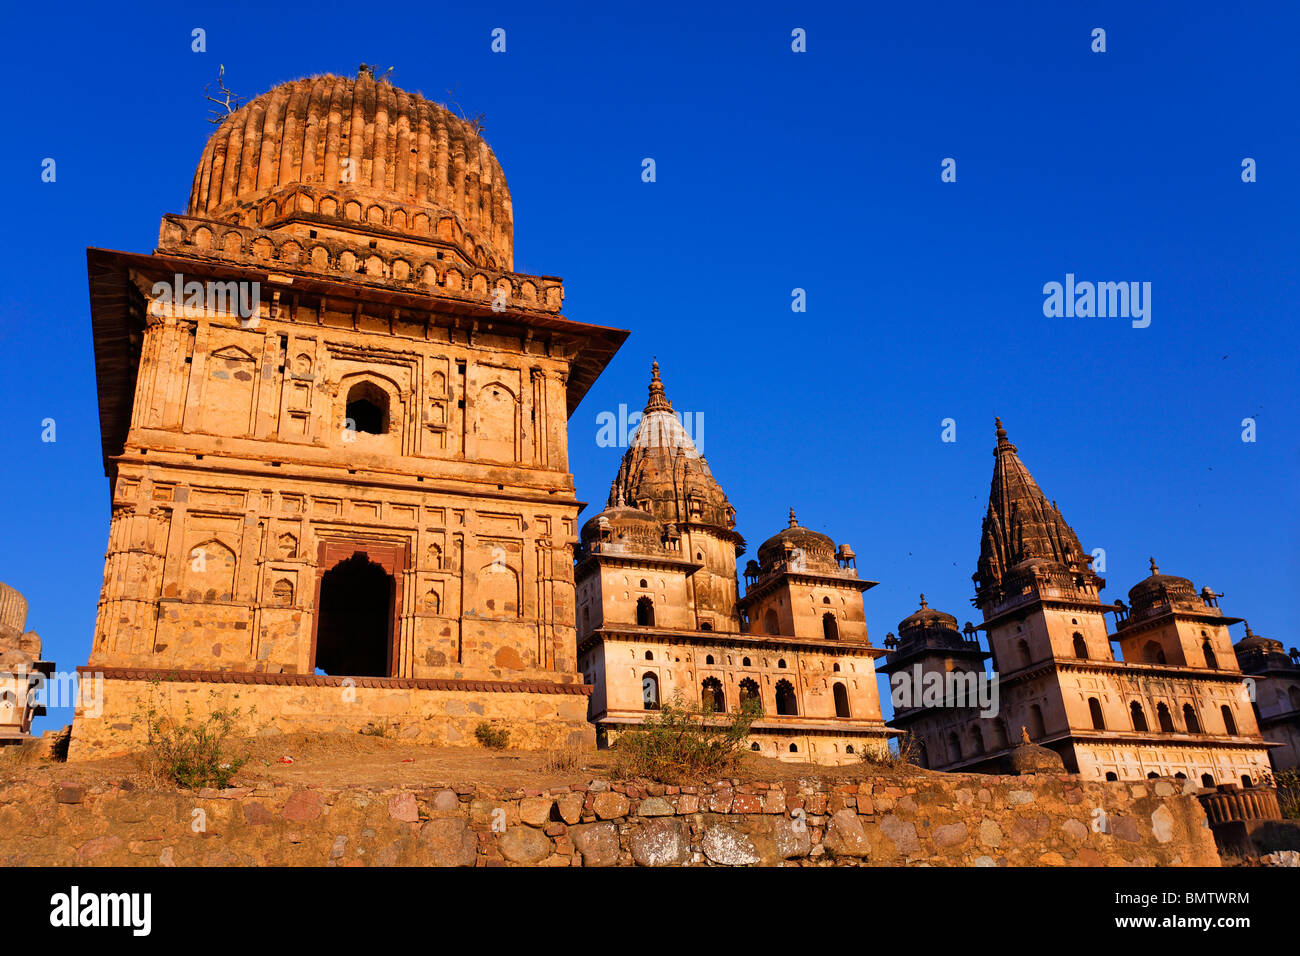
[1197, 784, 1281, 826]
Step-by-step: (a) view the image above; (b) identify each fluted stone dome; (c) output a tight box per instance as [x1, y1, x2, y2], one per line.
[757, 509, 837, 572]
[187, 73, 513, 269]
[580, 502, 667, 555]
[897, 596, 960, 636]
[1128, 558, 1201, 619]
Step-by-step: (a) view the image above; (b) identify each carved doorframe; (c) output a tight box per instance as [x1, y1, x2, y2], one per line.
[310, 538, 406, 678]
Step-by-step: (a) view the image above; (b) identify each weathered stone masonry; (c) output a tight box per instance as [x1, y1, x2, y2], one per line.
[0, 772, 1220, 867]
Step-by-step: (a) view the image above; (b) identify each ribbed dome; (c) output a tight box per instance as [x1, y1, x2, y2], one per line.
[580, 504, 665, 550]
[898, 595, 960, 634]
[757, 509, 837, 572]
[187, 73, 513, 269]
[1127, 558, 1201, 618]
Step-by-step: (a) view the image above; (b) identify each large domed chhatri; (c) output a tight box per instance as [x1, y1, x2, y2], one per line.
[186, 72, 513, 269]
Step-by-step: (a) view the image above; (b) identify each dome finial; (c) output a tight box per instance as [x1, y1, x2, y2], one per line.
[788, 507, 798, 528]
[1243, 619, 1255, 638]
[995, 417, 1008, 442]
[1149, 556, 1159, 575]
[919, 593, 927, 609]
[616, 488, 626, 508]
[644, 357, 672, 413]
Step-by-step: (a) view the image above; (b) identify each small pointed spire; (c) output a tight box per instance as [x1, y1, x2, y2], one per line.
[1149, 556, 1159, 575]
[995, 417, 1007, 441]
[788, 507, 798, 528]
[919, 593, 928, 609]
[644, 357, 672, 413]
[616, 488, 626, 508]
[1243, 620, 1255, 638]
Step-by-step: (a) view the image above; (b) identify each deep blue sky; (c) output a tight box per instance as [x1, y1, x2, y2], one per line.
[2, 1, 1296, 732]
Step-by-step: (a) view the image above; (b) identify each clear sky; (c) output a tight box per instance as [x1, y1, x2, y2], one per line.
[2, 1, 1296, 733]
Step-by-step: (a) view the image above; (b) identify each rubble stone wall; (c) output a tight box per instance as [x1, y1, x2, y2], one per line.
[0, 771, 1221, 866]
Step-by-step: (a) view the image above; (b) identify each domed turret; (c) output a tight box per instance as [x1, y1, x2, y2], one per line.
[1127, 557, 1203, 622]
[757, 508, 837, 573]
[186, 72, 513, 269]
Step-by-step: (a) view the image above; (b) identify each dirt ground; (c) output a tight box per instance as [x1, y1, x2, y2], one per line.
[0, 732, 930, 793]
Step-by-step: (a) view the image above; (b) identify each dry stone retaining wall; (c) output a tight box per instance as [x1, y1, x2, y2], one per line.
[0, 772, 1221, 867]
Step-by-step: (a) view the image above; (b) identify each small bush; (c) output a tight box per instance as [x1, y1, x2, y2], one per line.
[612, 695, 763, 783]
[141, 703, 249, 790]
[542, 746, 584, 774]
[1274, 769, 1300, 819]
[861, 730, 921, 769]
[474, 722, 510, 749]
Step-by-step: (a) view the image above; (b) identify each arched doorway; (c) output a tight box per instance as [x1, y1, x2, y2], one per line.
[832, 682, 851, 718]
[738, 678, 761, 710]
[313, 552, 396, 677]
[822, 612, 838, 641]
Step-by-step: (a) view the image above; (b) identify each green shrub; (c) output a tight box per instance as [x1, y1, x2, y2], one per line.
[474, 722, 510, 749]
[612, 695, 763, 783]
[141, 703, 249, 790]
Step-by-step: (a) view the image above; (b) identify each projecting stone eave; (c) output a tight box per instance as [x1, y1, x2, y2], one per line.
[876, 644, 990, 676]
[737, 573, 876, 612]
[87, 246, 629, 478]
[573, 552, 705, 581]
[578, 625, 886, 657]
[1112, 609, 1244, 639]
[973, 592, 1119, 632]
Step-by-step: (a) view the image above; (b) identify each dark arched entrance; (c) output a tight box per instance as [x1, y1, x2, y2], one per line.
[313, 552, 395, 677]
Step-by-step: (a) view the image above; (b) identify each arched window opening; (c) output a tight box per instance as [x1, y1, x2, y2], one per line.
[750, 742, 760, 751]
[742, 657, 751, 667]
[1016, 639, 1032, 668]
[1201, 773, 1215, 788]
[1028, 704, 1046, 739]
[948, 732, 962, 762]
[788, 743, 798, 753]
[1089, 697, 1105, 730]
[777, 658, 787, 669]
[738, 678, 761, 709]
[845, 745, 855, 755]
[1073, 633, 1088, 659]
[832, 662, 840, 673]
[1221, 705, 1238, 735]
[763, 609, 779, 635]
[1143, 640, 1166, 664]
[636, 596, 655, 626]
[1242, 774, 1253, 787]
[823, 612, 838, 641]
[642, 672, 660, 710]
[1105, 772, 1119, 781]
[639, 579, 647, 588]
[644, 650, 653, 661]
[1147, 772, 1160, 779]
[700, 621, 713, 632]
[345, 381, 389, 435]
[1156, 702, 1174, 732]
[1183, 703, 1201, 733]
[705, 654, 714, 665]
[1202, 640, 1218, 669]
[701, 677, 725, 714]
[833, 682, 851, 718]
[775, 679, 798, 716]
[1130, 701, 1149, 732]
